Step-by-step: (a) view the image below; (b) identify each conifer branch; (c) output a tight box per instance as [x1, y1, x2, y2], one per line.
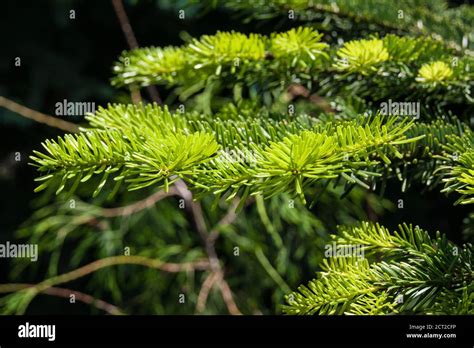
[283, 222, 473, 315]
[111, 29, 472, 113]
[30, 103, 428, 204]
[199, 0, 474, 52]
[20, 2, 474, 317]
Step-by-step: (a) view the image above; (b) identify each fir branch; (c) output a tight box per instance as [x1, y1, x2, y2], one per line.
[112, 27, 329, 90]
[432, 129, 474, 204]
[31, 101, 474, 205]
[111, 29, 472, 112]
[31, 103, 436, 204]
[199, 0, 474, 52]
[283, 222, 473, 315]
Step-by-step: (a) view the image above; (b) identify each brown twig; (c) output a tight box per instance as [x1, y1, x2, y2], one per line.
[195, 272, 219, 313]
[130, 86, 142, 105]
[175, 180, 219, 268]
[111, 0, 162, 105]
[44, 287, 124, 315]
[10, 256, 210, 302]
[216, 272, 241, 315]
[100, 187, 179, 217]
[77, 181, 243, 315]
[0, 96, 79, 133]
[111, 0, 139, 49]
[55, 189, 179, 233]
[174, 179, 242, 315]
[0, 283, 124, 315]
[286, 84, 335, 113]
[208, 197, 256, 243]
[208, 199, 239, 243]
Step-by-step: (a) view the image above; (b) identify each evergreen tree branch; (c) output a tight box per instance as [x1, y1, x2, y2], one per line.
[111, 28, 472, 115]
[18, 0, 474, 317]
[283, 222, 473, 315]
[198, 0, 474, 52]
[111, 27, 329, 90]
[31, 103, 428, 204]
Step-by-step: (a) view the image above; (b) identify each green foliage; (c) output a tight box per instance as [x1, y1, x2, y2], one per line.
[334, 34, 449, 75]
[198, 0, 474, 51]
[269, 27, 329, 66]
[436, 128, 474, 204]
[31, 103, 431, 205]
[6, 0, 473, 316]
[417, 61, 454, 84]
[30, 131, 128, 197]
[8, 184, 389, 315]
[383, 116, 469, 193]
[335, 38, 390, 74]
[31, 100, 474, 206]
[283, 222, 473, 314]
[323, 35, 472, 115]
[113, 28, 472, 117]
[112, 27, 328, 90]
